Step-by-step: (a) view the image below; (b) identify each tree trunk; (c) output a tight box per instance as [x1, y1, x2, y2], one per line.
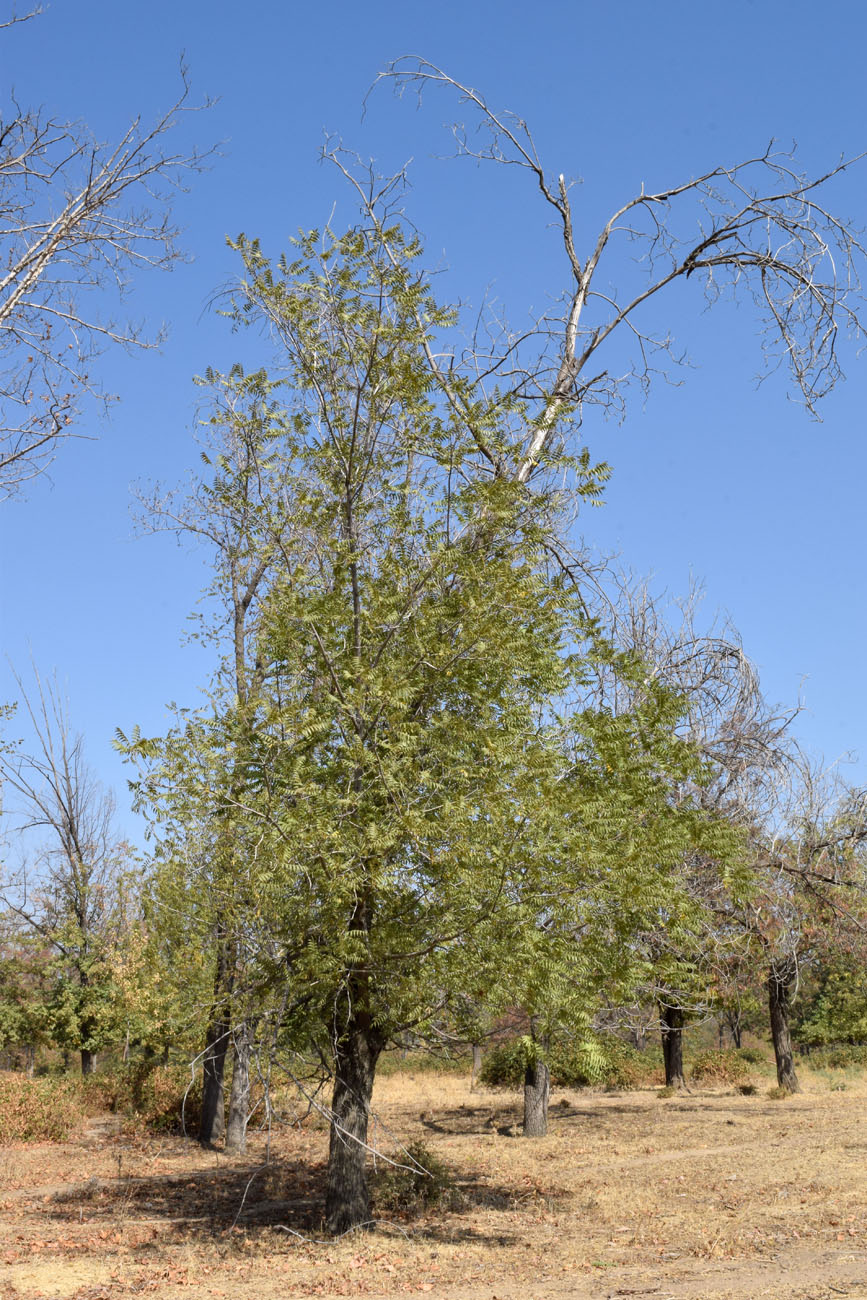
[225, 1024, 251, 1155]
[726, 1011, 743, 1049]
[80, 1048, 95, 1075]
[659, 1002, 686, 1088]
[325, 1014, 384, 1235]
[768, 959, 800, 1093]
[522, 1059, 550, 1136]
[199, 1016, 230, 1145]
[471, 1043, 483, 1089]
[199, 940, 233, 1146]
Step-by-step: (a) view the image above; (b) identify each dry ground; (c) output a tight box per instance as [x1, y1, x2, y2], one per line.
[2, 1066, 867, 1299]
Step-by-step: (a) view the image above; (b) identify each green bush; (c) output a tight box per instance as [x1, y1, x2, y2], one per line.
[736, 1046, 767, 1066]
[806, 1044, 867, 1070]
[479, 1036, 662, 1090]
[0, 1072, 84, 1143]
[372, 1140, 463, 1216]
[690, 1049, 752, 1085]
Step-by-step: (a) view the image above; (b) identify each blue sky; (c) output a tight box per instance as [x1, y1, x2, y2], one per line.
[1, 0, 866, 843]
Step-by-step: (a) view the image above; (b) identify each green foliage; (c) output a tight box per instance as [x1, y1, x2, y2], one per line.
[736, 1046, 767, 1066]
[479, 1034, 661, 1090]
[372, 1140, 463, 1216]
[806, 1044, 867, 1070]
[793, 953, 867, 1048]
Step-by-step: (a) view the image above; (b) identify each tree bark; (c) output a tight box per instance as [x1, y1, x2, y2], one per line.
[768, 959, 800, 1093]
[199, 939, 233, 1146]
[225, 1024, 251, 1155]
[522, 1059, 550, 1136]
[199, 1015, 230, 1145]
[471, 1043, 483, 1089]
[659, 1002, 686, 1088]
[80, 1048, 95, 1076]
[325, 1013, 384, 1235]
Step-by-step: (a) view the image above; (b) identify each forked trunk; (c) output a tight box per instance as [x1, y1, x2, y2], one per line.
[768, 959, 800, 1093]
[225, 1024, 251, 1155]
[325, 1014, 384, 1235]
[659, 1002, 686, 1088]
[522, 1059, 550, 1136]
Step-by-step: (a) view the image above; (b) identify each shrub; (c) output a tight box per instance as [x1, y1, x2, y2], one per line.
[479, 1036, 662, 1091]
[807, 1044, 867, 1071]
[85, 1062, 202, 1133]
[0, 1072, 84, 1143]
[690, 1049, 752, 1085]
[736, 1046, 767, 1066]
[372, 1140, 463, 1216]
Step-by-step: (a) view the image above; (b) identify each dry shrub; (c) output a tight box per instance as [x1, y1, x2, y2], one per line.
[372, 1140, 463, 1216]
[86, 1062, 202, 1133]
[0, 1072, 84, 1143]
[690, 1049, 752, 1085]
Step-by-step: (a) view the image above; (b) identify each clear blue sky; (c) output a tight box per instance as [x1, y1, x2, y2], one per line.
[1, 0, 866, 844]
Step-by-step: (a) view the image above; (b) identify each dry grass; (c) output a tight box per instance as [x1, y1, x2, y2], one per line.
[1, 1062, 866, 1298]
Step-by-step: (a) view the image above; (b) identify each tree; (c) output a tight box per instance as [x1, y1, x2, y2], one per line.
[132, 57, 867, 1227]
[0, 9, 209, 497]
[0, 669, 127, 1072]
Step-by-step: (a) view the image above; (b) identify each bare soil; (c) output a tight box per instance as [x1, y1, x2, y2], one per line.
[1, 1067, 866, 1299]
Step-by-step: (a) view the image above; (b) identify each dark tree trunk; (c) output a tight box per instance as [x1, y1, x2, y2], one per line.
[522, 1059, 550, 1136]
[225, 1024, 251, 1155]
[768, 959, 800, 1093]
[199, 940, 233, 1146]
[80, 1048, 95, 1076]
[726, 1011, 743, 1049]
[659, 1002, 686, 1088]
[199, 1016, 230, 1145]
[325, 1013, 384, 1235]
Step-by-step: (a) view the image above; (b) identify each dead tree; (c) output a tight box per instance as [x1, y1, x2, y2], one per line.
[0, 11, 210, 498]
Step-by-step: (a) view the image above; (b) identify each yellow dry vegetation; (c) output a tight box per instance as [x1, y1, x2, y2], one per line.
[1, 1065, 866, 1299]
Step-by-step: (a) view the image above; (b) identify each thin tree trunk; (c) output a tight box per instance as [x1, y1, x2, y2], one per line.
[522, 1059, 550, 1136]
[659, 1002, 686, 1088]
[80, 1048, 95, 1075]
[768, 959, 800, 1093]
[225, 1024, 251, 1155]
[471, 1043, 483, 1089]
[325, 1013, 384, 1235]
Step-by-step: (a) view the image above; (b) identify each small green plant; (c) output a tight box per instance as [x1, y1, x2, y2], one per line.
[372, 1140, 463, 1216]
[657, 1085, 676, 1098]
[767, 1085, 791, 1100]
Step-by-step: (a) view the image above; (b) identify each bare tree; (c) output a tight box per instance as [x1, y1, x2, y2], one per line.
[367, 59, 865, 491]
[0, 667, 126, 1073]
[0, 9, 210, 498]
